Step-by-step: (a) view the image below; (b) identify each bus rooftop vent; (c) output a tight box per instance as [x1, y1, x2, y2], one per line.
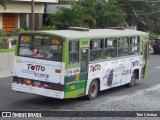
[108, 27, 125, 30]
[69, 27, 89, 31]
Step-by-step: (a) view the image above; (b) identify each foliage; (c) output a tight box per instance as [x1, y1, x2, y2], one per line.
[0, 0, 10, 9]
[40, 25, 56, 30]
[118, 0, 160, 33]
[0, 49, 15, 53]
[17, 28, 25, 33]
[10, 28, 26, 36]
[149, 33, 159, 40]
[0, 37, 9, 49]
[0, 29, 7, 37]
[11, 39, 17, 45]
[50, 0, 125, 29]
[11, 29, 18, 36]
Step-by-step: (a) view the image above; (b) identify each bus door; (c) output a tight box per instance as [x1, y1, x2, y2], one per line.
[78, 48, 89, 96]
[80, 48, 89, 73]
[141, 42, 149, 78]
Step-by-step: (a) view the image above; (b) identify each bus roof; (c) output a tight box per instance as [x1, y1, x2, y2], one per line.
[32, 29, 149, 39]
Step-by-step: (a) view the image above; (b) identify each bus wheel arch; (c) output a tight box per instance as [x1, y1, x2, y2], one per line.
[87, 78, 100, 100]
[134, 69, 139, 80]
[128, 70, 139, 87]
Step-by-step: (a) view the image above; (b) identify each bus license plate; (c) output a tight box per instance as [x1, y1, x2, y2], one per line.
[34, 81, 40, 86]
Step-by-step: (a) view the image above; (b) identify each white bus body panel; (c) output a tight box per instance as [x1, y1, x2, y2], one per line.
[86, 56, 142, 95]
[12, 56, 65, 99]
[12, 83, 64, 99]
[13, 56, 65, 84]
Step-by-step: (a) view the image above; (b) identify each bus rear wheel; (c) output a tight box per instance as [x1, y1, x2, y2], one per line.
[87, 80, 99, 100]
[128, 72, 136, 87]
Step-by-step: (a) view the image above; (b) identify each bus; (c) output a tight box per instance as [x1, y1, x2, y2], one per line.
[12, 27, 149, 100]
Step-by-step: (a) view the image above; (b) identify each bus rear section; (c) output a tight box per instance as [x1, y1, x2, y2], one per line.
[12, 33, 65, 99]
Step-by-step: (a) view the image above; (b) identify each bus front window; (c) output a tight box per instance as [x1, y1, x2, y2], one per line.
[19, 35, 62, 62]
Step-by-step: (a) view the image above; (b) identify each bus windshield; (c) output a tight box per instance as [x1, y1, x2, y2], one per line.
[18, 34, 62, 62]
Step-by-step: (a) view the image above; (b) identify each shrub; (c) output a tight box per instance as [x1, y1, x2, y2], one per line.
[17, 28, 25, 33]
[11, 28, 27, 36]
[0, 29, 7, 37]
[11, 29, 18, 36]
[11, 38, 17, 45]
[0, 37, 9, 49]
[40, 25, 56, 30]
[149, 33, 158, 40]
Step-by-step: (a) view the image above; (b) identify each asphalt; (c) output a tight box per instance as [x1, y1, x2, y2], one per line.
[0, 67, 12, 78]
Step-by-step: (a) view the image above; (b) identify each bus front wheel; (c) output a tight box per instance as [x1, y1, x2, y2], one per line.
[128, 72, 136, 87]
[87, 80, 99, 100]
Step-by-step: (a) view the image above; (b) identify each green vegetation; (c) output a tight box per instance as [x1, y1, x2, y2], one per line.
[0, 29, 7, 37]
[0, 49, 15, 53]
[0, 0, 10, 9]
[40, 25, 56, 30]
[50, 0, 125, 29]
[118, 0, 160, 33]
[0, 30, 17, 49]
[149, 33, 159, 40]
[49, 0, 160, 35]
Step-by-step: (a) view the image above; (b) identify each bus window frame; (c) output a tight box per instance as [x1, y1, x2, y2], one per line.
[90, 38, 104, 61]
[18, 33, 64, 62]
[104, 37, 117, 59]
[68, 40, 80, 66]
[117, 37, 129, 57]
[129, 36, 140, 55]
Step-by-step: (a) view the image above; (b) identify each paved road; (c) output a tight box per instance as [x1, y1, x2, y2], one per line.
[0, 54, 160, 119]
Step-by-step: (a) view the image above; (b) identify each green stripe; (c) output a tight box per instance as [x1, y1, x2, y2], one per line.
[80, 73, 87, 80]
[79, 80, 86, 89]
[65, 76, 75, 83]
[65, 81, 78, 92]
[64, 88, 85, 98]
[64, 80, 87, 98]
[65, 72, 87, 83]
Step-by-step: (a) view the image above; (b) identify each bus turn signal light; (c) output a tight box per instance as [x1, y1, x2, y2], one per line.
[55, 69, 61, 73]
[24, 79, 31, 84]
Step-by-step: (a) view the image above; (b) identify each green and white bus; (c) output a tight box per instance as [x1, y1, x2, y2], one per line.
[12, 28, 149, 99]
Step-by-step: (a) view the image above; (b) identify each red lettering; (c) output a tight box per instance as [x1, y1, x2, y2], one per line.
[31, 65, 35, 70]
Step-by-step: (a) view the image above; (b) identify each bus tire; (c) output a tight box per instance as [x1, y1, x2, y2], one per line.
[128, 72, 136, 87]
[87, 80, 99, 100]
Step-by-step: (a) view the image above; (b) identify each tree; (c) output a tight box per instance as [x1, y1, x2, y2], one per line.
[118, 0, 160, 33]
[0, 0, 9, 9]
[50, 0, 125, 29]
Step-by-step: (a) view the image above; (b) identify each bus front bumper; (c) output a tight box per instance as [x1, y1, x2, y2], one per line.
[12, 83, 64, 99]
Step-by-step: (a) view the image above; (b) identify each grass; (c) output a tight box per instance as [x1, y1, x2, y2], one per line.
[0, 49, 15, 53]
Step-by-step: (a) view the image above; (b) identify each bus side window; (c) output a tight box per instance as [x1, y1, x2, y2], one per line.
[69, 40, 79, 65]
[105, 38, 117, 59]
[118, 37, 129, 57]
[130, 36, 140, 55]
[90, 39, 103, 61]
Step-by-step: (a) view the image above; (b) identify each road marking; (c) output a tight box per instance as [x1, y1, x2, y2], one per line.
[155, 66, 160, 68]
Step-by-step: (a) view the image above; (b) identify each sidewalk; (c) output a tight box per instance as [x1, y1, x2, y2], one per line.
[0, 67, 13, 78]
[0, 52, 14, 78]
